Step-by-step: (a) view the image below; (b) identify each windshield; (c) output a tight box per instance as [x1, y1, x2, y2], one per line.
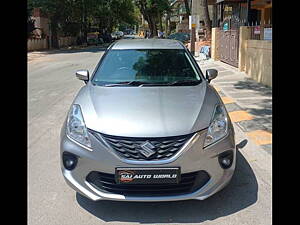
[92, 49, 201, 86]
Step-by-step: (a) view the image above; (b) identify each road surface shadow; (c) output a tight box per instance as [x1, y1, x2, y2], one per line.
[76, 149, 258, 223]
[233, 79, 272, 96]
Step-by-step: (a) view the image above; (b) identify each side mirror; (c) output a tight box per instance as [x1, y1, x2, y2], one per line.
[76, 70, 89, 83]
[206, 69, 218, 83]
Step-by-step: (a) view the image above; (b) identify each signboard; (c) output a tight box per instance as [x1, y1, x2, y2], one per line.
[254, 26, 260, 35]
[264, 28, 272, 40]
[223, 22, 229, 31]
[189, 15, 199, 29]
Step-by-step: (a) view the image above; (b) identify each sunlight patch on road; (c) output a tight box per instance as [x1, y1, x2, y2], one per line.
[228, 110, 254, 122]
[221, 96, 235, 104]
[246, 130, 272, 145]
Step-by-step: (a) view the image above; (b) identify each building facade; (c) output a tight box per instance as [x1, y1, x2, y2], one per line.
[31, 8, 50, 38]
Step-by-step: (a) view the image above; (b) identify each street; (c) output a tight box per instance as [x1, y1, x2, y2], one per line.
[28, 46, 271, 225]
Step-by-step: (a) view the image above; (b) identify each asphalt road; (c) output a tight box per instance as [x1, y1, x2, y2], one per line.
[28, 46, 272, 225]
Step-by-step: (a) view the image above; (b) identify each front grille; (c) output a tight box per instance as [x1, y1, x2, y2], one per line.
[86, 171, 210, 197]
[91, 131, 194, 161]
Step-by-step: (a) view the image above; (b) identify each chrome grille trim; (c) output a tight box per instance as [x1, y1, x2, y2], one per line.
[89, 129, 206, 165]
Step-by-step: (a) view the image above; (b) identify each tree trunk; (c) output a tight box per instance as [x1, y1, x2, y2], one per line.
[82, 0, 87, 44]
[50, 20, 59, 48]
[184, 0, 191, 17]
[200, 0, 212, 40]
[150, 18, 158, 37]
[136, 1, 158, 37]
[147, 15, 157, 37]
[167, 13, 171, 36]
[159, 13, 163, 32]
[165, 12, 170, 36]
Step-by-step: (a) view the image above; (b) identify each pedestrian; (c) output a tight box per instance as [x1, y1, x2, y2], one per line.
[146, 30, 150, 39]
[158, 30, 164, 38]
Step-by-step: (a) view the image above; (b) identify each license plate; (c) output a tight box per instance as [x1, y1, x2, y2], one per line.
[115, 168, 181, 184]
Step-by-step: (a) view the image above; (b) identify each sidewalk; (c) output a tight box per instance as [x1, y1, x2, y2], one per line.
[195, 57, 272, 154]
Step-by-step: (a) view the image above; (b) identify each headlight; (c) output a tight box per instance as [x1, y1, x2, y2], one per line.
[204, 104, 228, 148]
[66, 104, 92, 149]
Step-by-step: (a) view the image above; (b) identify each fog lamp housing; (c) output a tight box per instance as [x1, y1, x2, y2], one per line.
[218, 150, 233, 169]
[63, 152, 78, 170]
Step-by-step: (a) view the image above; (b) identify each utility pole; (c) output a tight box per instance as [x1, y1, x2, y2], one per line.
[246, 0, 251, 25]
[191, 25, 196, 55]
[189, 15, 196, 56]
[190, 0, 197, 56]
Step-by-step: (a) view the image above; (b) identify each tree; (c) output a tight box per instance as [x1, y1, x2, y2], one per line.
[27, 0, 36, 38]
[135, 0, 170, 37]
[28, 0, 71, 47]
[28, 0, 139, 47]
[199, 0, 212, 40]
[87, 0, 138, 33]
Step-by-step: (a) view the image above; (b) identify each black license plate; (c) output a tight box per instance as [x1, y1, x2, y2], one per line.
[115, 168, 181, 184]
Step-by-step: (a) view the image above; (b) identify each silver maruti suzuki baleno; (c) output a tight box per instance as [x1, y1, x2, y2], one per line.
[60, 39, 236, 202]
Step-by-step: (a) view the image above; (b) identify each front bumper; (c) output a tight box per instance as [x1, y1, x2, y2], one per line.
[60, 122, 236, 202]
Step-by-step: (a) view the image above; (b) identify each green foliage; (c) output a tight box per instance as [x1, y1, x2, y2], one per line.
[60, 22, 81, 37]
[27, 0, 36, 37]
[27, 0, 139, 37]
[135, 0, 171, 16]
[134, 0, 171, 36]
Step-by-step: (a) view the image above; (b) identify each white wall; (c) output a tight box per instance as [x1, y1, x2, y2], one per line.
[28, 39, 48, 51]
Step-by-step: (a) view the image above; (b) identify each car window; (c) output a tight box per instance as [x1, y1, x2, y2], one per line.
[92, 49, 201, 86]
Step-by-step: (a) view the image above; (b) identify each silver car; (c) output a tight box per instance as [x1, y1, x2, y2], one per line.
[60, 39, 236, 202]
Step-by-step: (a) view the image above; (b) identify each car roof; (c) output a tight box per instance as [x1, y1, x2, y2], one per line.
[111, 39, 185, 50]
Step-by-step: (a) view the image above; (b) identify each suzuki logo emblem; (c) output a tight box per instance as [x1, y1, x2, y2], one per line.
[140, 141, 156, 158]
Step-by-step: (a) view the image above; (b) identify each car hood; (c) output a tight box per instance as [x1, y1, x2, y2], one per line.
[73, 82, 221, 137]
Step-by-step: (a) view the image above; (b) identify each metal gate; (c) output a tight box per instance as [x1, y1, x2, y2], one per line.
[219, 29, 239, 68]
[219, 17, 242, 68]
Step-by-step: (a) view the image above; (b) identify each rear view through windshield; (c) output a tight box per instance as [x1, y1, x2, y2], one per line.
[92, 49, 201, 86]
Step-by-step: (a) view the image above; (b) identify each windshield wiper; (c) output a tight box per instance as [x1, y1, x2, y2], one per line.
[139, 82, 171, 87]
[103, 80, 201, 87]
[167, 80, 201, 86]
[104, 81, 150, 87]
